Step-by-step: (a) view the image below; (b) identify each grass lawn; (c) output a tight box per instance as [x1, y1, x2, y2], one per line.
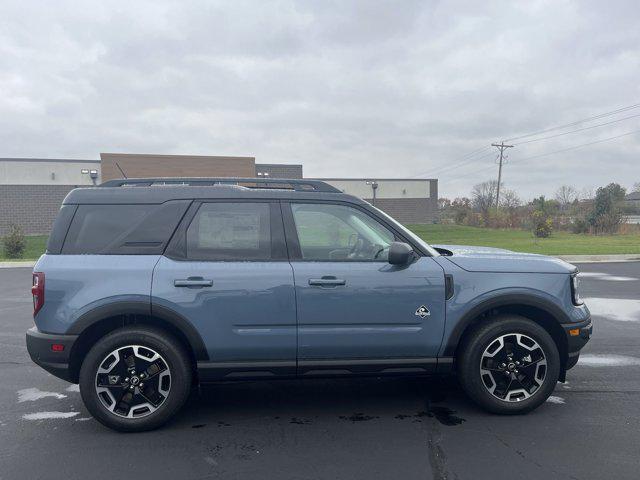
[1, 226, 639, 260]
[0, 235, 48, 261]
[407, 224, 640, 256]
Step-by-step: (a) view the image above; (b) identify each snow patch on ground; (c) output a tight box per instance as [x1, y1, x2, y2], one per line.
[65, 384, 80, 393]
[17, 388, 66, 403]
[22, 411, 79, 420]
[579, 354, 640, 367]
[584, 297, 640, 322]
[75, 417, 92, 422]
[546, 396, 565, 404]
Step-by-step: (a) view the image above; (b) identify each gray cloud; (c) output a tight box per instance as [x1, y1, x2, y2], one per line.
[0, 0, 638, 199]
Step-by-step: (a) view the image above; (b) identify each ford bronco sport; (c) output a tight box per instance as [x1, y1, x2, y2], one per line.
[26, 178, 592, 431]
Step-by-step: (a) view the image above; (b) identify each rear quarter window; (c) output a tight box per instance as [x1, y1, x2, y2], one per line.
[61, 201, 190, 254]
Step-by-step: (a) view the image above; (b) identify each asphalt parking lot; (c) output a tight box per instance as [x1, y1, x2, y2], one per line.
[1, 262, 639, 480]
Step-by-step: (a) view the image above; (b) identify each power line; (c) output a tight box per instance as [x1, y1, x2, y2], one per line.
[504, 102, 640, 142]
[445, 128, 640, 186]
[413, 145, 493, 178]
[513, 112, 640, 146]
[511, 128, 640, 163]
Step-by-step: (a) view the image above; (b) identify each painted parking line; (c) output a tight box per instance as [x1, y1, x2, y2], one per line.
[579, 272, 637, 281]
[578, 354, 640, 367]
[584, 297, 640, 322]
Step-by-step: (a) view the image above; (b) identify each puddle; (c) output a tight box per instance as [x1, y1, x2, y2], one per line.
[395, 407, 464, 426]
[290, 417, 312, 425]
[339, 413, 379, 422]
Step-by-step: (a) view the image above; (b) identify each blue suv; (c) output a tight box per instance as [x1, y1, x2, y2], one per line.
[26, 178, 592, 431]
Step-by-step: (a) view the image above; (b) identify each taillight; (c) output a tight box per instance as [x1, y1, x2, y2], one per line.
[32, 272, 45, 316]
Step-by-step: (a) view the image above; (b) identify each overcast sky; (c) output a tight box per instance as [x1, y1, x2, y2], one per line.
[1, 0, 638, 199]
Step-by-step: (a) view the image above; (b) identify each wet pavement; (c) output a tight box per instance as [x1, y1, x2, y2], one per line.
[1, 262, 639, 479]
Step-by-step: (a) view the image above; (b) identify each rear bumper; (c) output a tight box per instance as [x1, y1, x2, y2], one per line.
[563, 316, 593, 370]
[26, 327, 78, 383]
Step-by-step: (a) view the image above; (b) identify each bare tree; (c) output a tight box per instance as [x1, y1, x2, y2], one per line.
[633, 182, 640, 193]
[471, 180, 499, 217]
[555, 185, 578, 211]
[500, 189, 521, 210]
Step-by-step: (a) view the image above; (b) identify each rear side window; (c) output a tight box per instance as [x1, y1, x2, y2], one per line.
[186, 203, 271, 261]
[62, 201, 190, 254]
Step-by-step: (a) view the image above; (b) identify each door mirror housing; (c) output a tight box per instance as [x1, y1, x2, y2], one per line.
[388, 242, 414, 265]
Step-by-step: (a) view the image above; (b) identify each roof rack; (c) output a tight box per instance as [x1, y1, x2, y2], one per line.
[98, 177, 341, 193]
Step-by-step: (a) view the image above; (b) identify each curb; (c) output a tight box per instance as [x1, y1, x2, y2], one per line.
[556, 254, 640, 263]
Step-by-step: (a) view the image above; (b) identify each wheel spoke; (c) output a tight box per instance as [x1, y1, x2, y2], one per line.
[480, 332, 547, 403]
[95, 344, 171, 419]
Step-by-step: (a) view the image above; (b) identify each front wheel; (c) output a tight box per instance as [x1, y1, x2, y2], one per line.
[79, 326, 192, 432]
[457, 315, 560, 414]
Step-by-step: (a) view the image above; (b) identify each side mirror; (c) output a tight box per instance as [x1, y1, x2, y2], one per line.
[388, 242, 414, 265]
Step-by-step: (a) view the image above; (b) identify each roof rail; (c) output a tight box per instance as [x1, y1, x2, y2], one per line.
[98, 177, 341, 193]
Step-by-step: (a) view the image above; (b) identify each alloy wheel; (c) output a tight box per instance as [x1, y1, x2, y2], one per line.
[95, 345, 171, 418]
[479, 333, 547, 402]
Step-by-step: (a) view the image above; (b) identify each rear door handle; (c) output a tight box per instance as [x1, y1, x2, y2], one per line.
[174, 277, 213, 288]
[309, 277, 346, 287]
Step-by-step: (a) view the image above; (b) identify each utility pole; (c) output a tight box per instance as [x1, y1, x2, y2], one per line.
[491, 141, 513, 210]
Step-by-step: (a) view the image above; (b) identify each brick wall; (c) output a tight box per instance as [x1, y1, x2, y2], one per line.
[255, 164, 303, 179]
[366, 197, 438, 225]
[101, 153, 256, 181]
[0, 185, 77, 235]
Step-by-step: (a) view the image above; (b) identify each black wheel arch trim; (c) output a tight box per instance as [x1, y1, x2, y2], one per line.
[67, 300, 209, 361]
[443, 293, 572, 357]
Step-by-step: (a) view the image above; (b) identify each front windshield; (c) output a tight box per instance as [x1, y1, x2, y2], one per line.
[368, 204, 440, 257]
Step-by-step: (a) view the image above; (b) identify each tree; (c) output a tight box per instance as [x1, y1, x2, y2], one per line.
[450, 197, 472, 224]
[587, 183, 626, 234]
[632, 182, 640, 193]
[500, 189, 521, 211]
[471, 180, 499, 219]
[555, 185, 577, 211]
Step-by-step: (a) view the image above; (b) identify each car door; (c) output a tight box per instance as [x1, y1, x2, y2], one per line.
[283, 201, 446, 376]
[152, 200, 297, 379]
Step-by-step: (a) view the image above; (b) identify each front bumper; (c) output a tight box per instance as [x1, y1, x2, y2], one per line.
[563, 317, 593, 370]
[26, 327, 78, 382]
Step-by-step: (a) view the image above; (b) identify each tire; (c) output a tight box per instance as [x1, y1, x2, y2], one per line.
[79, 326, 192, 432]
[457, 315, 560, 414]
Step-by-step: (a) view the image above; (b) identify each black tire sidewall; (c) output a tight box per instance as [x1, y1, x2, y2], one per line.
[458, 316, 560, 414]
[79, 326, 192, 432]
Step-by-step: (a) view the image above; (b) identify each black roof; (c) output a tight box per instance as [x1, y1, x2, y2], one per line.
[64, 177, 359, 205]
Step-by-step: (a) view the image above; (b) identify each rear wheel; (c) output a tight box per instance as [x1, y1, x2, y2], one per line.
[457, 315, 560, 414]
[79, 326, 192, 432]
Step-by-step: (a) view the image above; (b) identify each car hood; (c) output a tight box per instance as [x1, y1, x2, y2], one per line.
[432, 244, 577, 274]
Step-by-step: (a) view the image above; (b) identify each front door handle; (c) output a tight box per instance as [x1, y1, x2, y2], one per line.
[174, 277, 213, 288]
[309, 276, 346, 287]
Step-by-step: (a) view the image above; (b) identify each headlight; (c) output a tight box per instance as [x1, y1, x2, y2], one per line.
[570, 273, 583, 306]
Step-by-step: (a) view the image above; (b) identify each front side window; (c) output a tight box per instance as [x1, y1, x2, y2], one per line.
[186, 202, 271, 260]
[291, 203, 395, 261]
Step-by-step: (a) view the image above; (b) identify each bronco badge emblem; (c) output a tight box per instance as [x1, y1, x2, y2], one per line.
[415, 305, 430, 318]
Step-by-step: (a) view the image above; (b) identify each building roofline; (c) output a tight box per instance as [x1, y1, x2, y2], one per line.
[100, 152, 255, 160]
[0, 158, 99, 164]
[256, 163, 303, 167]
[315, 177, 437, 181]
